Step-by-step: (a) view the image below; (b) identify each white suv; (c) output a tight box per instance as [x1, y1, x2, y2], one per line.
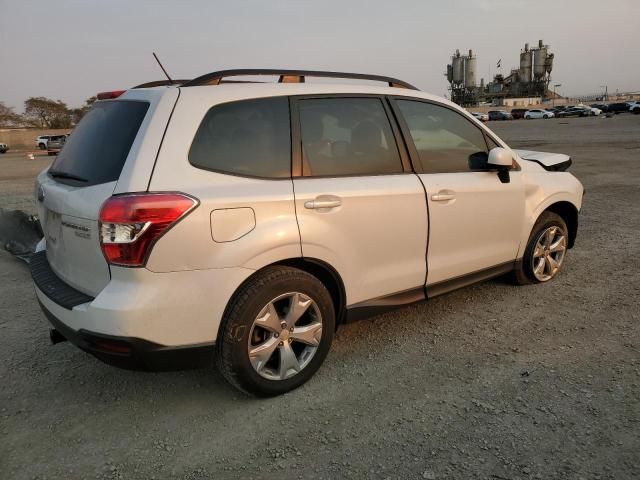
[31, 69, 583, 396]
[36, 135, 52, 150]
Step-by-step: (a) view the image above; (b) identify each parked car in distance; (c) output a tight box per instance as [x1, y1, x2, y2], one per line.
[31, 68, 584, 396]
[590, 103, 609, 113]
[607, 103, 630, 114]
[0, 142, 8, 154]
[46, 135, 68, 156]
[524, 109, 554, 119]
[488, 110, 513, 120]
[36, 135, 53, 150]
[471, 112, 488, 122]
[589, 107, 602, 116]
[556, 107, 591, 118]
[510, 108, 528, 119]
[627, 101, 640, 114]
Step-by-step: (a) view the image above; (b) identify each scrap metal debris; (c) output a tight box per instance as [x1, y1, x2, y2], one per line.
[0, 208, 44, 262]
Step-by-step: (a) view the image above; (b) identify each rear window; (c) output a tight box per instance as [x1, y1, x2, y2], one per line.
[49, 100, 149, 186]
[189, 97, 291, 178]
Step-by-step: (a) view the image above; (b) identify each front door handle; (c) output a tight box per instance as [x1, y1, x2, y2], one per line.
[304, 195, 342, 210]
[431, 191, 456, 202]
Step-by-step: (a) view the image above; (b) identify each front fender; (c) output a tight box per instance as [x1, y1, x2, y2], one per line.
[517, 172, 583, 258]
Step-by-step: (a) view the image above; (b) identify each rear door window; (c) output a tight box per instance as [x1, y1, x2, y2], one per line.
[297, 97, 402, 177]
[189, 97, 291, 178]
[50, 100, 149, 186]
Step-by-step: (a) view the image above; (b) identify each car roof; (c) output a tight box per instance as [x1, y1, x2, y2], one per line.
[125, 82, 462, 112]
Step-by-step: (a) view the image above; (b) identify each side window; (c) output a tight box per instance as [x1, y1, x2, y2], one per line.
[396, 100, 490, 173]
[298, 98, 403, 177]
[189, 97, 291, 178]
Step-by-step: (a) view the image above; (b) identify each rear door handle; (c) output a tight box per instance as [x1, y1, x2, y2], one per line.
[431, 191, 456, 202]
[304, 195, 342, 210]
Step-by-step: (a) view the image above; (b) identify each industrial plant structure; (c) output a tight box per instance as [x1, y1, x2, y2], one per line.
[446, 39, 555, 107]
[446, 49, 480, 106]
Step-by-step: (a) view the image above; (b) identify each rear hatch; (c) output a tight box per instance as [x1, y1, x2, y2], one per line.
[36, 97, 154, 296]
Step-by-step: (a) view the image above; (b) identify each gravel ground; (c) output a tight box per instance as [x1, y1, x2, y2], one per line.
[1, 115, 639, 479]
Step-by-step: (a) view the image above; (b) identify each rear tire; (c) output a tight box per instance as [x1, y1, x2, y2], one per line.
[38, 143, 46, 150]
[512, 212, 569, 285]
[217, 266, 335, 396]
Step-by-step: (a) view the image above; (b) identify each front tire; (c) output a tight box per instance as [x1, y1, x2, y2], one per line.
[217, 266, 335, 396]
[513, 212, 569, 285]
[38, 143, 46, 150]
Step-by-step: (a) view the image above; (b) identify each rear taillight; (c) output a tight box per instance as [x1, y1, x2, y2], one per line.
[99, 193, 198, 267]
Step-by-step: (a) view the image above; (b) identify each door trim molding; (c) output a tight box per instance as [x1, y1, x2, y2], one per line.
[342, 261, 517, 323]
[426, 261, 515, 298]
[344, 286, 426, 323]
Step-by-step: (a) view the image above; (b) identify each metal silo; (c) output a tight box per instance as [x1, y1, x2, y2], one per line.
[452, 56, 465, 83]
[452, 50, 464, 84]
[533, 39, 547, 80]
[465, 49, 477, 87]
[446, 64, 453, 83]
[519, 43, 532, 83]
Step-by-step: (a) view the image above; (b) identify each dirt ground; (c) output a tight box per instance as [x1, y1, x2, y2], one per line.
[1, 115, 639, 480]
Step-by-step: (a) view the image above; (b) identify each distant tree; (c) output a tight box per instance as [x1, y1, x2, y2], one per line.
[0, 101, 24, 127]
[23, 96, 72, 128]
[69, 96, 97, 125]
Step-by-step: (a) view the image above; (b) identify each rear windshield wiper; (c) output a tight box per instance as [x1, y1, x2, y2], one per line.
[48, 170, 89, 183]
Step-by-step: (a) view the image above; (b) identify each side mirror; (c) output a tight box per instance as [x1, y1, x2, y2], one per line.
[487, 147, 513, 183]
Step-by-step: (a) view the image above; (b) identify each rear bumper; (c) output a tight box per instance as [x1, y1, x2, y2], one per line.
[30, 251, 254, 370]
[39, 299, 214, 370]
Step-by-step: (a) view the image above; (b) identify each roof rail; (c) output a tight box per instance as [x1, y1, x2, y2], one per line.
[180, 69, 418, 90]
[132, 79, 190, 88]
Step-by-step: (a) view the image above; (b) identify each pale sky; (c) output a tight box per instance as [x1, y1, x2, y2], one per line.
[1, 0, 639, 111]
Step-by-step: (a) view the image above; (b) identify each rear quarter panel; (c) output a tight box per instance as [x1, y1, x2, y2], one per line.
[145, 86, 301, 273]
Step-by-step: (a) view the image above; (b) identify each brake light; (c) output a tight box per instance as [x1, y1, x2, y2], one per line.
[99, 193, 198, 267]
[96, 90, 126, 100]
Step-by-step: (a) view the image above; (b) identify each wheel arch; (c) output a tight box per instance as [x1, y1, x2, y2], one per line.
[218, 257, 347, 341]
[276, 258, 347, 326]
[543, 201, 579, 248]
